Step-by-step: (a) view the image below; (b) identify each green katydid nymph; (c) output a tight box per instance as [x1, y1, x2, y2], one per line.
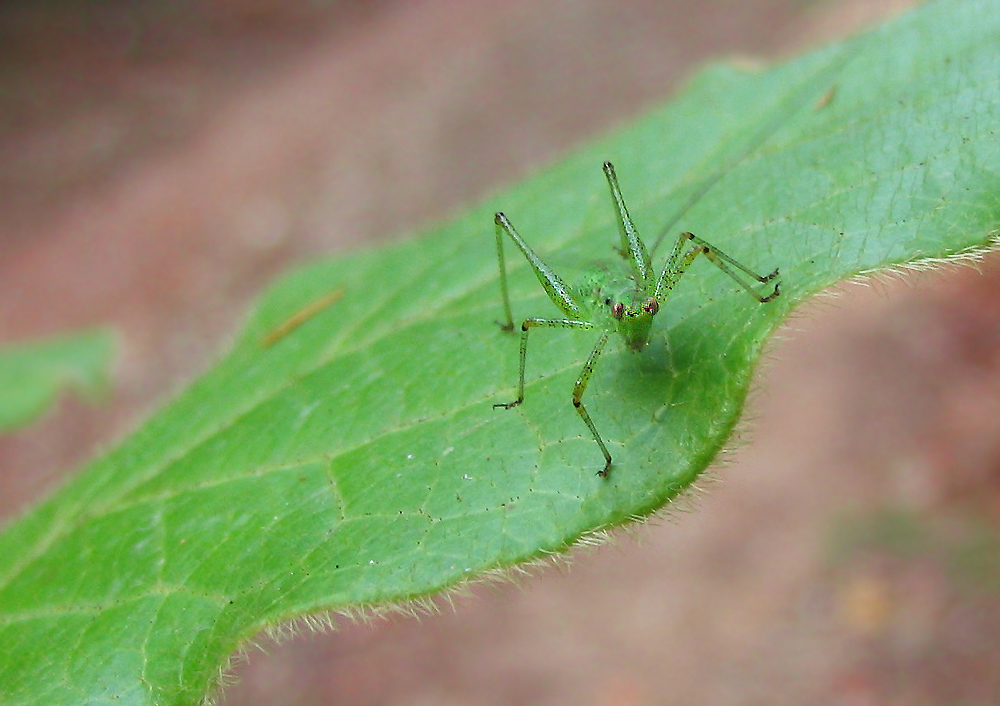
[492, 161, 780, 477]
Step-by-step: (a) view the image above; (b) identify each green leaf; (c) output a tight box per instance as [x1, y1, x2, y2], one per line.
[0, 329, 114, 432]
[2, 1, 998, 704]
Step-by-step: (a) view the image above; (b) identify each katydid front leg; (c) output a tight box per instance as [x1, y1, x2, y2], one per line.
[571, 330, 613, 476]
[654, 231, 780, 303]
[491, 316, 612, 476]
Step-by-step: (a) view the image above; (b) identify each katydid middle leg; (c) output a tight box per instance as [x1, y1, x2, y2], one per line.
[493, 318, 613, 477]
[493, 317, 596, 409]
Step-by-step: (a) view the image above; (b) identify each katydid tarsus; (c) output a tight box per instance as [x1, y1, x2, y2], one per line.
[492, 161, 780, 477]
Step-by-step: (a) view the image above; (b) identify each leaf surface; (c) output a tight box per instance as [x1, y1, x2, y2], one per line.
[1, 2, 998, 704]
[0, 329, 114, 432]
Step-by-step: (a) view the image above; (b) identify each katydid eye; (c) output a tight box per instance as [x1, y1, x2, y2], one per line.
[611, 302, 625, 319]
[644, 299, 659, 315]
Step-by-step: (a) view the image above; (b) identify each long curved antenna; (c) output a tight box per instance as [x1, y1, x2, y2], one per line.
[649, 46, 862, 256]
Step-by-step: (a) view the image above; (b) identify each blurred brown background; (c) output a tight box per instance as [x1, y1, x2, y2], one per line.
[2, 1, 1000, 704]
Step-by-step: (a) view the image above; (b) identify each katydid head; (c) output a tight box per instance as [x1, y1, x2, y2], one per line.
[608, 288, 659, 351]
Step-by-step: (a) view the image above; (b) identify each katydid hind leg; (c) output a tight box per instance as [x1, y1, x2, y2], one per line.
[603, 162, 652, 290]
[493, 212, 585, 323]
[494, 213, 515, 331]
